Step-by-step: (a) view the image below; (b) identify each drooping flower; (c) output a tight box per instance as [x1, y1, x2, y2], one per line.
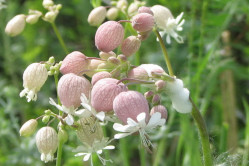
[20, 63, 48, 102]
[151, 5, 185, 44]
[36, 127, 58, 163]
[113, 112, 166, 147]
[5, 14, 26, 36]
[91, 78, 128, 112]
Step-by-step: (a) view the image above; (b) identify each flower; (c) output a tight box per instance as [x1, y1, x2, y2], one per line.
[73, 137, 115, 166]
[151, 5, 185, 44]
[36, 127, 58, 163]
[49, 98, 85, 125]
[20, 63, 48, 102]
[113, 112, 166, 147]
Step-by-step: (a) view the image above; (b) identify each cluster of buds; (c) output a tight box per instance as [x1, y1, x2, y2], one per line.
[17, 1, 191, 165]
[5, 0, 61, 37]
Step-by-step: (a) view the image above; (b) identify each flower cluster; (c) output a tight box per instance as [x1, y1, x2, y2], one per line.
[16, 0, 192, 165]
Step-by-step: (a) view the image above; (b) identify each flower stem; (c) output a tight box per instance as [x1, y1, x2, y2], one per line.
[190, 97, 213, 166]
[51, 22, 69, 54]
[56, 140, 64, 166]
[153, 29, 174, 76]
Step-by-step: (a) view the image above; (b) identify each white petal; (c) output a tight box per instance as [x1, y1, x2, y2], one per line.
[114, 133, 132, 139]
[81, 103, 92, 111]
[80, 93, 88, 103]
[178, 19, 185, 27]
[104, 145, 115, 150]
[175, 12, 184, 24]
[65, 114, 74, 125]
[97, 150, 103, 154]
[75, 152, 86, 157]
[83, 153, 91, 161]
[113, 123, 130, 132]
[137, 113, 146, 122]
[96, 112, 105, 121]
[166, 35, 171, 44]
[74, 109, 86, 117]
[127, 118, 138, 126]
[49, 98, 63, 111]
[147, 112, 161, 127]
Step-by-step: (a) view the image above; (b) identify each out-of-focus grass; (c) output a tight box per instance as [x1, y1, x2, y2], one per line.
[0, 0, 248, 166]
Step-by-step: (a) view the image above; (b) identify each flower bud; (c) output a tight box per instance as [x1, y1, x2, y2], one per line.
[155, 80, 166, 91]
[42, 115, 50, 123]
[106, 7, 119, 20]
[121, 36, 141, 57]
[44, 11, 58, 23]
[77, 116, 103, 146]
[20, 63, 48, 102]
[5, 14, 26, 37]
[85, 59, 103, 77]
[138, 6, 154, 15]
[91, 78, 128, 112]
[132, 13, 154, 32]
[144, 91, 154, 99]
[107, 57, 120, 65]
[58, 128, 68, 144]
[152, 94, 161, 105]
[139, 64, 165, 77]
[42, 0, 54, 9]
[127, 2, 139, 16]
[88, 6, 107, 26]
[58, 73, 91, 108]
[151, 5, 173, 29]
[99, 51, 116, 60]
[128, 66, 149, 80]
[97, 62, 110, 70]
[36, 127, 58, 163]
[19, 119, 38, 137]
[137, 30, 152, 41]
[60, 51, 89, 75]
[113, 91, 149, 124]
[95, 21, 124, 52]
[150, 105, 167, 119]
[116, 0, 128, 11]
[26, 10, 42, 24]
[91, 71, 111, 85]
[117, 54, 127, 62]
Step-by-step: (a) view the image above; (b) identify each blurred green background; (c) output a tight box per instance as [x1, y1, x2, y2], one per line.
[0, 0, 248, 166]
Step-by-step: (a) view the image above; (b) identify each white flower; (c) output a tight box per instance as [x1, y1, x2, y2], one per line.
[113, 112, 166, 147]
[49, 98, 85, 125]
[80, 93, 118, 123]
[73, 137, 115, 166]
[159, 12, 185, 44]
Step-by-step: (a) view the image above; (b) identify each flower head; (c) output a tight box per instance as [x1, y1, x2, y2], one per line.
[36, 127, 58, 163]
[5, 14, 26, 36]
[113, 112, 166, 147]
[20, 63, 48, 102]
[151, 5, 185, 44]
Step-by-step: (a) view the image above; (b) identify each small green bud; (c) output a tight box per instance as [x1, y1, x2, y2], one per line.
[42, 115, 50, 124]
[45, 109, 52, 115]
[48, 71, 53, 75]
[56, 4, 62, 10]
[58, 129, 68, 144]
[19, 119, 38, 137]
[48, 56, 55, 65]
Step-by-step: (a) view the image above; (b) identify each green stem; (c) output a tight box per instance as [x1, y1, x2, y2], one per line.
[153, 29, 174, 76]
[51, 22, 69, 54]
[54, 73, 62, 106]
[190, 98, 213, 166]
[56, 140, 64, 166]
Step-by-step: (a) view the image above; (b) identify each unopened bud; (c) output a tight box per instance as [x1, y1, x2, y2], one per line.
[85, 59, 103, 77]
[151, 5, 173, 30]
[128, 66, 149, 80]
[155, 80, 166, 91]
[108, 57, 120, 65]
[138, 30, 152, 41]
[88, 6, 107, 26]
[95, 21, 124, 52]
[5, 14, 26, 37]
[26, 10, 42, 24]
[42, 0, 54, 9]
[150, 105, 168, 119]
[138, 6, 153, 15]
[36, 127, 58, 163]
[128, 2, 139, 16]
[91, 71, 112, 85]
[106, 7, 119, 20]
[117, 54, 127, 62]
[44, 11, 58, 23]
[42, 115, 50, 123]
[152, 94, 161, 105]
[121, 36, 141, 57]
[48, 56, 55, 65]
[99, 51, 116, 60]
[132, 13, 154, 32]
[77, 116, 103, 146]
[144, 91, 154, 99]
[19, 119, 38, 137]
[116, 0, 128, 11]
[58, 129, 68, 144]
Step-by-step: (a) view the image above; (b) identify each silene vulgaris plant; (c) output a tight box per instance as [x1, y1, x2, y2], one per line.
[7, 0, 214, 165]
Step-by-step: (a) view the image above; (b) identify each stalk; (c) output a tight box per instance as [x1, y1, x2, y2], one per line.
[154, 30, 213, 166]
[51, 22, 69, 54]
